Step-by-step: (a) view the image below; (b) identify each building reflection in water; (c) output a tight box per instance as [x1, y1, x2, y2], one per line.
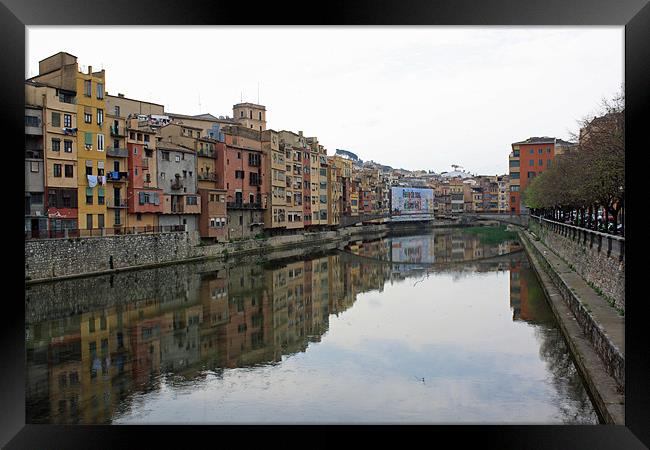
[25, 228, 595, 424]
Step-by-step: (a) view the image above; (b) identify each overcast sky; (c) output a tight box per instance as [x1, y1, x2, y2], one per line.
[26, 27, 623, 174]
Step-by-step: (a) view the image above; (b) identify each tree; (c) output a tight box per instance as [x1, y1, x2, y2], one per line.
[524, 89, 624, 234]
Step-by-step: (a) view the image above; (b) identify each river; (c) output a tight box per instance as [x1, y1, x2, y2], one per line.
[25, 226, 599, 424]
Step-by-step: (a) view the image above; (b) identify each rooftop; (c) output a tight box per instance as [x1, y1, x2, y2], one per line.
[512, 136, 576, 146]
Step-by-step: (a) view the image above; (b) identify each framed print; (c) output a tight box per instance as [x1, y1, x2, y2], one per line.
[2, 0, 649, 448]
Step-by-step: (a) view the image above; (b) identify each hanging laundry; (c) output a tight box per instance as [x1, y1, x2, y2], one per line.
[87, 175, 98, 188]
[110, 171, 119, 180]
[98, 175, 106, 185]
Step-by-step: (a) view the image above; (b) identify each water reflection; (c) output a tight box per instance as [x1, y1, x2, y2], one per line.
[25, 228, 598, 424]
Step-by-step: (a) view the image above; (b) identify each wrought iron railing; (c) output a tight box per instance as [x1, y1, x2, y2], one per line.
[25, 225, 186, 240]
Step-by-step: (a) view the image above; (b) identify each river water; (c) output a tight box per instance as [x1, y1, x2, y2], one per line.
[25, 227, 599, 424]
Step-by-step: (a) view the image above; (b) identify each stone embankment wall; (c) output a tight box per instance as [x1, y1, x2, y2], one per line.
[529, 217, 625, 311]
[25, 222, 410, 283]
[25, 231, 201, 282]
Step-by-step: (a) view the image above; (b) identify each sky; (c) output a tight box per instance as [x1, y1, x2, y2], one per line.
[26, 26, 623, 175]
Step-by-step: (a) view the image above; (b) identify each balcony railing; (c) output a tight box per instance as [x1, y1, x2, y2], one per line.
[107, 171, 128, 182]
[227, 202, 262, 210]
[25, 149, 44, 159]
[25, 225, 186, 240]
[106, 198, 127, 208]
[198, 172, 217, 181]
[106, 147, 129, 158]
[197, 149, 215, 157]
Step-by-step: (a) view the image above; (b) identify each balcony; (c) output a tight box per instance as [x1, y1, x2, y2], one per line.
[227, 202, 262, 210]
[110, 126, 125, 137]
[106, 147, 129, 158]
[198, 172, 217, 181]
[197, 149, 215, 158]
[106, 198, 127, 208]
[25, 149, 44, 159]
[107, 171, 128, 182]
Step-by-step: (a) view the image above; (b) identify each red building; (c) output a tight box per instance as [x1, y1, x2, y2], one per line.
[126, 128, 163, 226]
[509, 137, 575, 214]
[222, 125, 267, 239]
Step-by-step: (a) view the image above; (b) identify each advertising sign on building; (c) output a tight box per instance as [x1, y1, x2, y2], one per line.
[390, 187, 435, 221]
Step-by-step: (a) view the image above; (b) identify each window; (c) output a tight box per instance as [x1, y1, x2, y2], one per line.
[183, 170, 187, 178]
[511, 196, 516, 203]
[509, 160, 519, 167]
[538, 148, 543, 154]
[512, 149, 519, 157]
[25, 115, 39, 127]
[527, 172, 536, 179]
[86, 188, 93, 204]
[237, 152, 241, 159]
[510, 172, 519, 179]
[162, 151, 170, 161]
[86, 214, 93, 229]
[98, 214, 104, 228]
[96, 83, 103, 99]
[86, 165, 93, 176]
[510, 185, 520, 192]
[529, 160, 534, 166]
[97, 109, 103, 125]
[248, 153, 261, 166]
[144, 134, 150, 142]
[175, 155, 180, 163]
[52, 112, 61, 127]
[29, 161, 39, 173]
[84, 113, 92, 123]
[85, 132, 92, 148]
[529, 149, 534, 154]
[52, 139, 61, 152]
[84, 80, 91, 96]
[64, 165, 73, 178]
[160, 172, 165, 179]
[186, 196, 198, 205]
[547, 147, 552, 153]
[240, 111, 244, 118]
[137, 213, 142, 221]
[129, 132, 135, 140]
[64, 140, 72, 153]
[235, 170, 245, 179]
[258, 112, 262, 120]
[97, 134, 104, 151]
[53, 164, 62, 177]
[134, 147, 138, 155]
[97, 189, 104, 205]
[114, 105, 120, 116]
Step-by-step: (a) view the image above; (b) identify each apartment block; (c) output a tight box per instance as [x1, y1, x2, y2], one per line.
[509, 137, 574, 214]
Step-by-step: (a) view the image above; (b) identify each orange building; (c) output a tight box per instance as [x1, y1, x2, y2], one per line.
[509, 137, 575, 214]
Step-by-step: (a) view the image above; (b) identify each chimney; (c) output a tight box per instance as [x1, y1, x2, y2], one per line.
[298, 131, 303, 137]
[118, 93, 125, 98]
[88, 66, 92, 74]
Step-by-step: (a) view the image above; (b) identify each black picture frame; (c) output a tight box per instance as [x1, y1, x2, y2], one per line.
[3, 0, 648, 448]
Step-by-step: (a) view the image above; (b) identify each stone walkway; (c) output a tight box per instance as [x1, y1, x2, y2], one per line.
[520, 229, 624, 424]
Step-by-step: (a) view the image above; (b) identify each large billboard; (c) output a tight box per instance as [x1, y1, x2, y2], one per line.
[390, 187, 435, 220]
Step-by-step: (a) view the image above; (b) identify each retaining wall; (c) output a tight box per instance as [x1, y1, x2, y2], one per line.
[24, 224, 395, 282]
[529, 217, 625, 311]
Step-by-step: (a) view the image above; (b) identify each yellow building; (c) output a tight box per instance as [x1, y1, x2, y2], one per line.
[76, 66, 108, 231]
[262, 130, 287, 230]
[105, 112, 128, 228]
